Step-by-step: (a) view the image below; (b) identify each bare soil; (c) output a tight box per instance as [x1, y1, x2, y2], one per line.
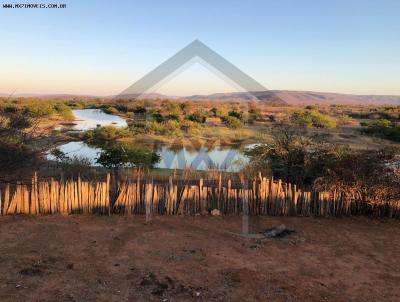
[0, 215, 399, 302]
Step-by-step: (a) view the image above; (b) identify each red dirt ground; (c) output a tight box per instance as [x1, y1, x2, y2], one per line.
[0, 215, 399, 302]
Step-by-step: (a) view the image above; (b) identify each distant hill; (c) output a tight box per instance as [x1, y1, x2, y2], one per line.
[272, 91, 400, 105]
[180, 91, 400, 105]
[1, 90, 400, 105]
[0, 93, 99, 99]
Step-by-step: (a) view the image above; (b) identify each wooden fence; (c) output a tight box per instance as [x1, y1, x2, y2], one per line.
[0, 174, 399, 218]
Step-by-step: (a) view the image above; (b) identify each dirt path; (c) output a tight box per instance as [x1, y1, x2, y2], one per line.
[0, 216, 398, 301]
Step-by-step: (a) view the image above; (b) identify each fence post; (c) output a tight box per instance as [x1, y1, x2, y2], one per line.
[242, 180, 249, 234]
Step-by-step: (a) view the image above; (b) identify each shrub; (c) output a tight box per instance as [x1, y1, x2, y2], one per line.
[8, 113, 32, 129]
[84, 126, 130, 143]
[337, 114, 352, 125]
[305, 105, 318, 110]
[161, 101, 181, 117]
[128, 120, 150, 134]
[249, 107, 262, 121]
[0, 104, 17, 113]
[186, 110, 207, 123]
[160, 120, 181, 135]
[25, 102, 55, 118]
[104, 106, 120, 115]
[132, 106, 146, 119]
[50, 148, 68, 162]
[291, 110, 336, 128]
[0, 138, 32, 167]
[126, 112, 135, 119]
[165, 113, 180, 121]
[152, 113, 165, 123]
[64, 100, 86, 109]
[50, 148, 92, 175]
[0, 106, 52, 170]
[130, 120, 183, 136]
[244, 123, 399, 200]
[222, 115, 242, 128]
[180, 101, 193, 114]
[54, 103, 74, 120]
[210, 107, 219, 117]
[228, 110, 244, 121]
[147, 121, 163, 134]
[115, 104, 128, 113]
[362, 119, 400, 142]
[180, 120, 198, 133]
[350, 108, 400, 121]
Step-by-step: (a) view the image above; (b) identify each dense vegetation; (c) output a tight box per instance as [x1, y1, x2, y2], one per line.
[245, 124, 399, 203]
[0, 102, 56, 172]
[361, 119, 400, 142]
[349, 107, 400, 121]
[1, 97, 399, 190]
[0, 99, 74, 120]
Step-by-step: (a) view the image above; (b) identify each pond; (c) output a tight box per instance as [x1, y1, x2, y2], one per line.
[71, 109, 128, 131]
[47, 141, 250, 172]
[50, 109, 252, 171]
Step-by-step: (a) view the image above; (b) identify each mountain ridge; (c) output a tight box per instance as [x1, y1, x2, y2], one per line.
[1, 90, 399, 105]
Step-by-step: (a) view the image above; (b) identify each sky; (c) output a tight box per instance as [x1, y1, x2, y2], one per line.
[0, 0, 399, 96]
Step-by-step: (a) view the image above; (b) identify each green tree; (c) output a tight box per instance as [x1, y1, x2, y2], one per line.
[96, 144, 160, 168]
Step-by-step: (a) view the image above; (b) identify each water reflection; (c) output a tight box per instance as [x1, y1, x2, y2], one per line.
[48, 141, 250, 172]
[54, 109, 250, 171]
[72, 109, 128, 131]
[157, 145, 248, 171]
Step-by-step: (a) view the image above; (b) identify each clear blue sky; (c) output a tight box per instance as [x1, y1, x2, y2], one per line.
[0, 0, 399, 96]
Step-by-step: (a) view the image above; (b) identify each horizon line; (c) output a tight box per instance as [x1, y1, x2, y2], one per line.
[1, 89, 400, 98]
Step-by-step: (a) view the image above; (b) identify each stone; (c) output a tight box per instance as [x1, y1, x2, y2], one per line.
[211, 209, 221, 216]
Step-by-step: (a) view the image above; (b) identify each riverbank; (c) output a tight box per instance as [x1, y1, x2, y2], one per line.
[0, 216, 398, 301]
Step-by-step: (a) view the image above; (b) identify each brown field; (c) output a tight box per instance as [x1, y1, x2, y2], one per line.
[0, 215, 399, 302]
